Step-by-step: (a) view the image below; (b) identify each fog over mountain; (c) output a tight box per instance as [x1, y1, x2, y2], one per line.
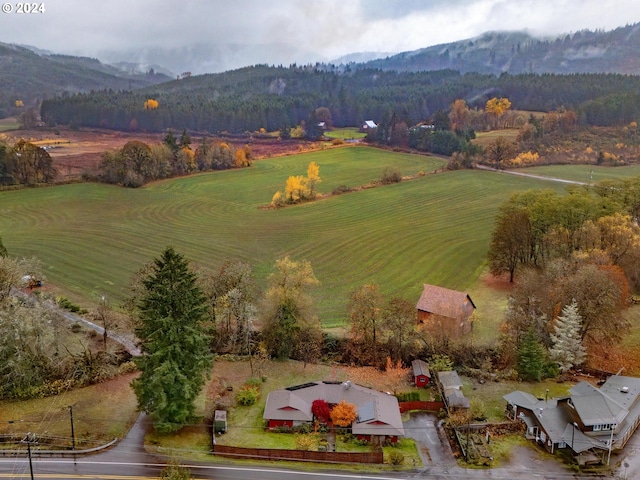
[0, 0, 638, 75]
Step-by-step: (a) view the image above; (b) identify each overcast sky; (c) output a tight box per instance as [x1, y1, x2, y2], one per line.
[1, 0, 638, 73]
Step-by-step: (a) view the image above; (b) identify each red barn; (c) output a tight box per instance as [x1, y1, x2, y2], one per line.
[416, 284, 476, 337]
[412, 359, 431, 387]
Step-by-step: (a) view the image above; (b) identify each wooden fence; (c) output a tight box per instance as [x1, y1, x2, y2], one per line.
[212, 444, 383, 464]
[398, 401, 444, 413]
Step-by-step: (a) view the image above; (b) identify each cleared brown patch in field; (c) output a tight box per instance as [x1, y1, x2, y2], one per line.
[6, 128, 316, 181]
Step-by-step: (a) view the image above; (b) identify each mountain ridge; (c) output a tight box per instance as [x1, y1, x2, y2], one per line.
[354, 24, 640, 75]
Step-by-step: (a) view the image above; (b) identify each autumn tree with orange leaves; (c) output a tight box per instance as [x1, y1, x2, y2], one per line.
[144, 99, 159, 110]
[330, 400, 357, 427]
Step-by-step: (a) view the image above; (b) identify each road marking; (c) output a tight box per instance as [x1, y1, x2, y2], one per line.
[0, 476, 156, 480]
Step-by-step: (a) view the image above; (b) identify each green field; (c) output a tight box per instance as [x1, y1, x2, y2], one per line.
[0, 117, 19, 131]
[0, 146, 569, 327]
[323, 128, 367, 140]
[510, 164, 640, 183]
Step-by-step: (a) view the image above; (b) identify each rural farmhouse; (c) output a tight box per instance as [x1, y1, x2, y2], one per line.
[263, 381, 405, 444]
[504, 375, 640, 464]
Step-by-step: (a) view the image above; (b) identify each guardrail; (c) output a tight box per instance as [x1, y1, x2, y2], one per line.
[0, 438, 117, 457]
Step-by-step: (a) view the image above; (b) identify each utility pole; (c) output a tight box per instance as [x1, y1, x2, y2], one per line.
[21, 433, 35, 480]
[69, 406, 76, 451]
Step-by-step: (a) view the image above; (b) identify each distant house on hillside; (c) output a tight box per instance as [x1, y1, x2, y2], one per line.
[416, 284, 476, 337]
[263, 380, 404, 444]
[360, 120, 377, 132]
[412, 359, 431, 388]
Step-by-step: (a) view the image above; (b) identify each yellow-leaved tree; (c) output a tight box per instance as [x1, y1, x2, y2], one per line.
[330, 400, 357, 427]
[306, 161, 321, 198]
[485, 97, 511, 128]
[144, 99, 159, 110]
[285, 175, 308, 203]
[271, 190, 284, 207]
[235, 149, 248, 168]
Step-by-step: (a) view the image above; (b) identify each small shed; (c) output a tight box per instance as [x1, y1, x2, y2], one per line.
[438, 370, 470, 411]
[214, 410, 227, 434]
[411, 359, 431, 387]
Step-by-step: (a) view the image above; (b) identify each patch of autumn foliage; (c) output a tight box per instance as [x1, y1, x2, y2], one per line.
[330, 400, 357, 427]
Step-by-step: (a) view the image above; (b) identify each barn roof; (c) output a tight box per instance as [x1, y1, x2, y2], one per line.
[416, 284, 476, 321]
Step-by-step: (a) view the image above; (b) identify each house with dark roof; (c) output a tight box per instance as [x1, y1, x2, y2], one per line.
[416, 284, 476, 336]
[263, 381, 404, 444]
[504, 375, 640, 464]
[411, 359, 431, 387]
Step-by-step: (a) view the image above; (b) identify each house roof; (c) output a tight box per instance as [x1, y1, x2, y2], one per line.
[506, 375, 640, 451]
[445, 388, 470, 409]
[561, 423, 607, 453]
[438, 371, 463, 390]
[416, 284, 476, 321]
[263, 381, 404, 437]
[363, 120, 377, 128]
[504, 390, 539, 408]
[570, 381, 628, 426]
[412, 359, 430, 378]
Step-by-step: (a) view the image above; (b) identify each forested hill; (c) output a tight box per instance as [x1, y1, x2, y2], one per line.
[41, 65, 640, 133]
[359, 23, 640, 75]
[0, 42, 171, 117]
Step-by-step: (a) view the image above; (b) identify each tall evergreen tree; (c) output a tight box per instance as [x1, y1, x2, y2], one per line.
[132, 246, 212, 433]
[517, 327, 547, 382]
[549, 299, 586, 373]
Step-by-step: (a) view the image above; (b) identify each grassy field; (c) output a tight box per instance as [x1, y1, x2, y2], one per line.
[0, 373, 139, 447]
[509, 164, 640, 183]
[0, 145, 573, 328]
[0, 117, 19, 131]
[472, 130, 520, 148]
[324, 128, 367, 140]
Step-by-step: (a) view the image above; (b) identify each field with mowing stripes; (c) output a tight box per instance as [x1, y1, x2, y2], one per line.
[508, 164, 640, 183]
[0, 146, 568, 327]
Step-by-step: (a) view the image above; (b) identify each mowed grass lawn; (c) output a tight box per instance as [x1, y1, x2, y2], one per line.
[0, 145, 567, 327]
[508, 164, 640, 183]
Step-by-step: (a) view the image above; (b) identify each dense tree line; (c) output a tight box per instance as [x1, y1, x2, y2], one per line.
[488, 181, 640, 379]
[40, 66, 640, 134]
[0, 139, 57, 186]
[98, 134, 251, 187]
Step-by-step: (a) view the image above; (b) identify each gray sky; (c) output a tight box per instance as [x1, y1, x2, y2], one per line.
[1, 0, 638, 73]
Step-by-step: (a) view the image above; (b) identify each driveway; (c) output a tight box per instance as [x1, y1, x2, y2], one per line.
[403, 412, 456, 467]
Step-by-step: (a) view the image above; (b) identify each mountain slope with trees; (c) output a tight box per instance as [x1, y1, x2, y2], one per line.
[41, 65, 640, 134]
[0, 42, 170, 118]
[360, 23, 640, 75]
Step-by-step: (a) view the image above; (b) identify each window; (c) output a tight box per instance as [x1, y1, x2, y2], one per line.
[593, 424, 601, 431]
[559, 441, 567, 448]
